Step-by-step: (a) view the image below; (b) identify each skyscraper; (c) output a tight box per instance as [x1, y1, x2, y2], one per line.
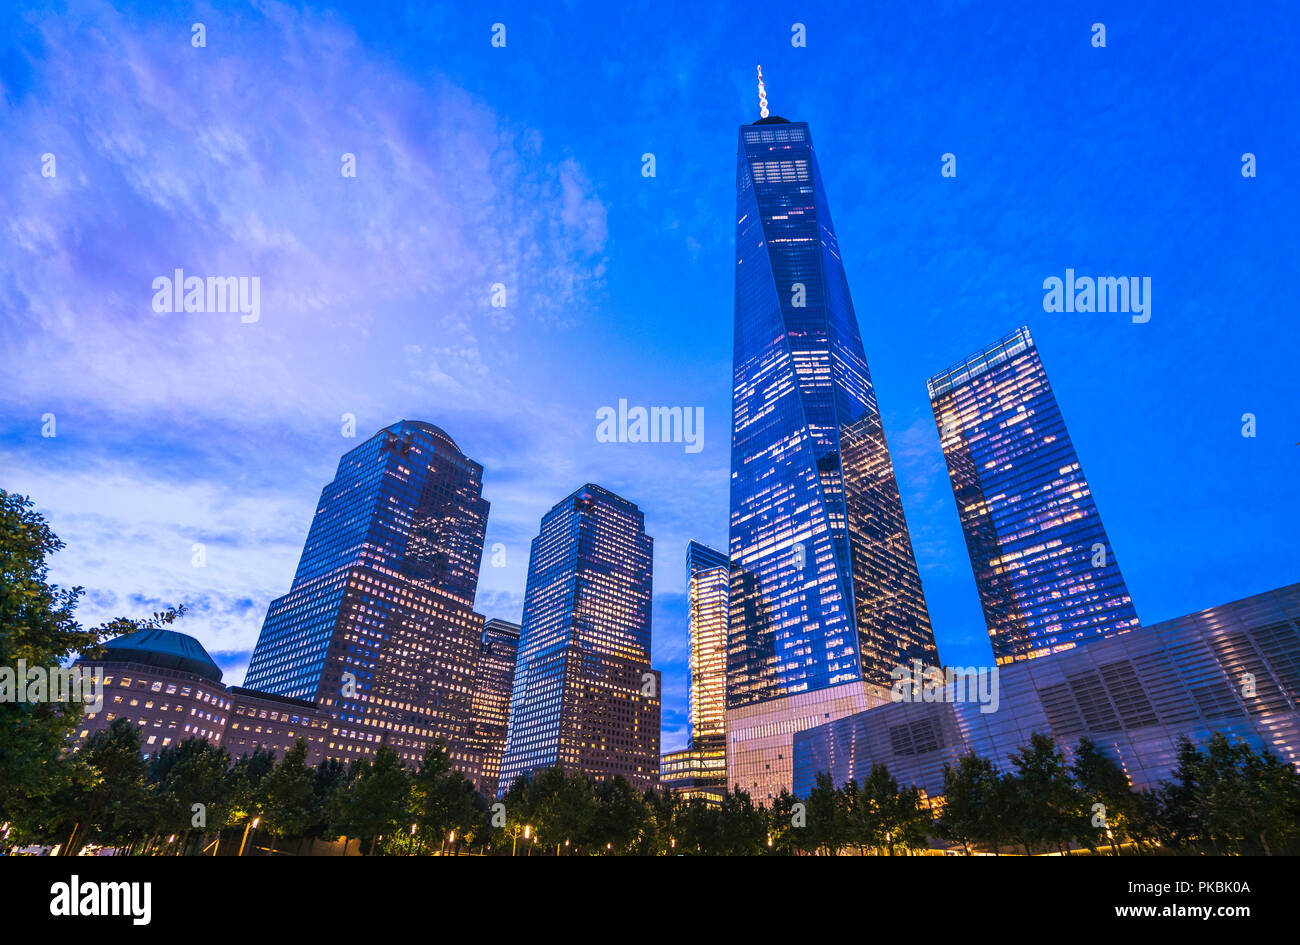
[928, 326, 1140, 664]
[726, 78, 939, 802]
[465, 618, 521, 798]
[498, 484, 660, 794]
[687, 542, 729, 755]
[244, 420, 489, 774]
[660, 542, 729, 802]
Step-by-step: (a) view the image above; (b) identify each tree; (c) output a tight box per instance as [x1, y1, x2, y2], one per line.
[262, 740, 317, 848]
[410, 740, 485, 854]
[643, 785, 682, 854]
[1144, 736, 1203, 850]
[676, 795, 721, 854]
[65, 718, 152, 854]
[765, 789, 800, 855]
[590, 776, 649, 854]
[1007, 733, 1082, 855]
[337, 747, 410, 855]
[1156, 733, 1300, 856]
[803, 772, 847, 855]
[936, 753, 1005, 855]
[1071, 737, 1137, 855]
[717, 786, 766, 855]
[1239, 741, 1300, 856]
[858, 764, 931, 855]
[0, 490, 182, 828]
[149, 737, 232, 854]
[309, 757, 350, 839]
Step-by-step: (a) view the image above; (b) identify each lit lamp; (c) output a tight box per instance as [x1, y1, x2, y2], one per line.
[238, 817, 261, 857]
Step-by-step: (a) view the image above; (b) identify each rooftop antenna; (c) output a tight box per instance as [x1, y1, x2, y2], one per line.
[757, 62, 769, 119]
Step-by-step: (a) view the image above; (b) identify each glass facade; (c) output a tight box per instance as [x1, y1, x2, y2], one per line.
[928, 327, 1140, 665]
[465, 618, 521, 798]
[498, 484, 660, 794]
[661, 542, 730, 801]
[244, 420, 489, 771]
[728, 117, 938, 703]
[794, 582, 1300, 799]
[686, 541, 729, 753]
[726, 115, 938, 800]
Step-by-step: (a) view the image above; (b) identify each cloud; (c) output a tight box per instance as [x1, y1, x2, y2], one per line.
[0, 0, 608, 428]
[2, 449, 309, 684]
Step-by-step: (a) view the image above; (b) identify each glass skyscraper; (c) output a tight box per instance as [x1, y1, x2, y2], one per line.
[244, 420, 489, 773]
[928, 326, 1140, 664]
[498, 484, 660, 794]
[465, 618, 521, 798]
[727, 107, 939, 802]
[660, 542, 729, 802]
[687, 542, 729, 755]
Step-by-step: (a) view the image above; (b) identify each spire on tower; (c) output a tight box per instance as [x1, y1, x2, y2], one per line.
[757, 62, 769, 119]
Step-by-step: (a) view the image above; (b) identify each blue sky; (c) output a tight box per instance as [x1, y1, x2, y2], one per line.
[2, 1, 1296, 752]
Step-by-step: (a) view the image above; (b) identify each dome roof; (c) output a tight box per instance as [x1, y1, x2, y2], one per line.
[385, 419, 461, 453]
[101, 628, 223, 683]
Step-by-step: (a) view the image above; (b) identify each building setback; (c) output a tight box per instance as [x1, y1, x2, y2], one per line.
[727, 93, 939, 802]
[928, 327, 1141, 664]
[498, 484, 660, 794]
[242, 420, 490, 782]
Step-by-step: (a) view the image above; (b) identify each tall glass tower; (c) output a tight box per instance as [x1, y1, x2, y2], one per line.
[244, 420, 489, 774]
[726, 88, 939, 802]
[687, 542, 729, 755]
[660, 542, 729, 802]
[498, 484, 660, 795]
[928, 326, 1141, 664]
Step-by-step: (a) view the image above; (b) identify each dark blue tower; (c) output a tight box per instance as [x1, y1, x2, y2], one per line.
[726, 86, 939, 800]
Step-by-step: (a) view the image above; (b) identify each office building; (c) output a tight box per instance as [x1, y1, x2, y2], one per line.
[499, 485, 660, 793]
[465, 618, 521, 798]
[661, 542, 729, 801]
[727, 79, 939, 801]
[243, 420, 489, 777]
[928, 327, 1140, 664]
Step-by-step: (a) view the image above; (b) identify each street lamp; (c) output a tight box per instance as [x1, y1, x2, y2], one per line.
[238, 817, 261, 857]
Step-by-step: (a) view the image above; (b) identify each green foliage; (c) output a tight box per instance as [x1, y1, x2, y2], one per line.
[857, 763, 931, 855]
[1137, 733, 1300, 855]
[1006, 733, 1083, 855]
[149, 737, 233, 839]
[935, 753, 1004, 854]
[67, 718, 153, 852]
[410, 740, 486, 853]
[262, 740, 317, 838]
[0, 490, 183, 826]
[336, 746, 409, 854]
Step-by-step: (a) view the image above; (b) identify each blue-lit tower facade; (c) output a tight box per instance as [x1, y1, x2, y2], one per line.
[244, 420, 489, 775]
[498, 484, 660, 794]
[928, 327, 1141, 664]
[727, 106, 939, 802]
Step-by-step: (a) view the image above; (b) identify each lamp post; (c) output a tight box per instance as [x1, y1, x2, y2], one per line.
[238, 817, 261, 857]
[513, 824, 531, 857]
